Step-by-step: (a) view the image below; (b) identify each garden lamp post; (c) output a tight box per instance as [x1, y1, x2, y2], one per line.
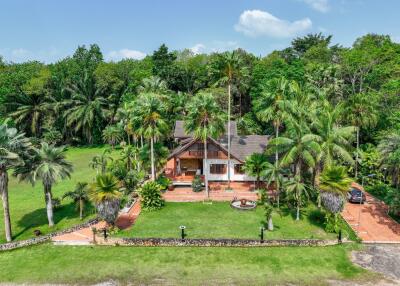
[260, 226, 265, 243]
[180, 225, 186, 241]
[357, 174, 376, 233]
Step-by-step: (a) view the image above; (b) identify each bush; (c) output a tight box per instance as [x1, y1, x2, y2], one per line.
[139, 181, 165, 211]
[257, 189, 268, 204]
[42, 127, 63, 145]
[366, 183, 393, 200]
[156, 175, 172, 190]
[192, 175, 203, 192]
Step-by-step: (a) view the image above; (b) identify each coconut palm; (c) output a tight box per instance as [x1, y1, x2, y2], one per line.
[131, 93, 168, 180]
[0, 122, 32, 242]
[88, 173, 122, 225]
[89, 149, 113, 175]
[102, 125, 124, 149]
[343, 93, 378, 178]
[62, 182, 89, 220]
[284, 175, 310, 221]
[184, 93, 225, 196]
[318, 165, 352, 214]
[377, 133, 400, 188]
[243, 153, 270, 189]
[63, 71, 107, 144]
[16, 143, 73, 227]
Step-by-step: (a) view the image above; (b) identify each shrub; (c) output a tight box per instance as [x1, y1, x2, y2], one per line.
[257, 189, 268, 204]
[367, 183, 393, 200]
[139, 181, 165, 211]
[42, 127, 63, 145]
[192, 175, 203, 192]
[156, 175, 172, 190]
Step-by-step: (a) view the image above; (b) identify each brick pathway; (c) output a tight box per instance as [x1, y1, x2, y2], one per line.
[52, 201, 141, 245]
[342, 184, 400, 243]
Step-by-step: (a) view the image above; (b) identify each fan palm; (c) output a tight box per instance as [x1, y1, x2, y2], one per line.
[242, 153, 270, 189]
[130, 93, 168, 180]
[378, 133, 400, 187]
[15, 143, 73, 227]
[318, 165, 352, 214]
[62, 182, 89, 220]
[285, 175, 310, 220]
[88, 173, 122, 225]
[184, 93, 225, 196]
[0, 122, 32, 242]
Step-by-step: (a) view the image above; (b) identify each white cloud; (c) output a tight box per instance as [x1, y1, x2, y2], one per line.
[301, 0, 330, 13]
[189, 41, 239, 54]
[190, 43, 206, 54]
[106, 49, 146, 61]
[11, 48, 31, 58]
[235, 10, 312, 38]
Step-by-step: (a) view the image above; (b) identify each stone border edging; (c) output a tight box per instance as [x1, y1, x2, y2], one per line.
[0, 218, 99, 251]
[97, 237, 340, 247]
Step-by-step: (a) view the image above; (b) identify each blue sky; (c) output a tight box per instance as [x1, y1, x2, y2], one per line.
[1, 0, 399, 63]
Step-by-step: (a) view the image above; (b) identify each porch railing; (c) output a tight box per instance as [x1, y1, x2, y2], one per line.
[187, 150, 219, 157]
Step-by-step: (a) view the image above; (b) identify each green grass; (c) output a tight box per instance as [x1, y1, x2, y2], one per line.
[0, 146, 111, 243]
[0, 244, 373, 285]
[117, 202, 338, 240]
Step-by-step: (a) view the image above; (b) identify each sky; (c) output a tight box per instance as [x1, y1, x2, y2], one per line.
[0, 0, 399, 63]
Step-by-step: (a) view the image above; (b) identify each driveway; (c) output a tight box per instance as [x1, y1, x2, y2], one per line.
[341, 183, 400, 243]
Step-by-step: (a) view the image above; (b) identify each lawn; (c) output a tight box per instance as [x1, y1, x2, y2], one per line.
[0, 146, 110, 243]
[117, 202, 338, 240]
[0, 244, 373, 285]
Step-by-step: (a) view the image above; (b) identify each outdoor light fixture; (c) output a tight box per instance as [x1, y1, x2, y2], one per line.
[260, 226, 265, 243]
[179, 225, 186, 241]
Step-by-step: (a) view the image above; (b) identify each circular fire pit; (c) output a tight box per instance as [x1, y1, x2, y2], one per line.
[230, 198, 257, 210]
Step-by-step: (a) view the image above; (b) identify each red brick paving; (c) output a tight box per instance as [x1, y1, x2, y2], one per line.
[342, 184, 400, 243]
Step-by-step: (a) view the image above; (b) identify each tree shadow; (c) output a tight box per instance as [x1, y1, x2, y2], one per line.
[306, 208, 326, 229]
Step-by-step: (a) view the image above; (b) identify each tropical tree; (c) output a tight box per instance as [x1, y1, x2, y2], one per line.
[243, 153, 270, 189]
[87, 173, 122, 225]
[343, 93, 378, 177]
[131, 93, 168, 180]
[102, 124, 124, 149]
[137, 76, 168, 93]
[264, 202, 274, 231]
[377, 133, 400, 188]
[62, 182, 89, 220]
[263, 162, 286, 208]
[284, 175, 310, 221]
[89, 149, 113, 175]
[0, 122, 32, 242]
[184, 93, 225, 196]
[121, 145, 140, 171]
[16, 143, 73, 227]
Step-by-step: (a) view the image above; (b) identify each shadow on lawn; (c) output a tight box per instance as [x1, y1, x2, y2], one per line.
[14, 202, 94, 240]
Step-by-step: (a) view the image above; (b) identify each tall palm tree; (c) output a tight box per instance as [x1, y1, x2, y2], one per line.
[242, 153, 270, 189]
[378, 133, 400, 187]
[312, 102, 355, 186]
[285, 175, 310, 221]
[318, 165, 352, 215]
[16, 143, 73, 227]
[343, 93, 377, 178]
[211, 51, 249, 190]
[62, 182, 89, 220]
[0, 122, 32, 242]
[131, 94, 168, 180]
[184, 93, 225, 197]
[63, 71, 107, 144]
[88, 173, 122, 225]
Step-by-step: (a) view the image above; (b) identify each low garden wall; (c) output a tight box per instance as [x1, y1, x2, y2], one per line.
[99, 237, 340, 247]
[0, 218, 99, 252]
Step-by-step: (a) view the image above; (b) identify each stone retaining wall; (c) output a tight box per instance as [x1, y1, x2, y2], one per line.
[99, 237, 339, 247]
[0, 218, 99, 251]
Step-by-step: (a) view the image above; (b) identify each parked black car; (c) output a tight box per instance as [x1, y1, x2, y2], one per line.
[347, 188, 366, 203]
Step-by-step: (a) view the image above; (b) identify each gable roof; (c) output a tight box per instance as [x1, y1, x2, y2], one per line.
[174, 120, 238, 138]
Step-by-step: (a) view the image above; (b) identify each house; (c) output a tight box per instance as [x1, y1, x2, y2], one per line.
[165, 121, 269, 185]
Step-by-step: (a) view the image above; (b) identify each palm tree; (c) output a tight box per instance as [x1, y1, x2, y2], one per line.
[62, 182, 89, 220]
[242, 153, 270, 189]
[263, 162, 285, 208]
[121, 145, 140, 171]
[63, 71, 107, 144]
[312, 102, 355, 186]
[184, 93, 225, 196]
[0, 122, 32, 242]
[88, 173, 122, 225]
[378, 133, 400, 187]
[318, 165, 352, 214]
[137, 76, 168, 94]
[89, 149, 113, 175]
[285, 175, 310, 221]
[16, 143, 73, 227]
[131, 93, 168, 180]
[343, 93, 377, 178]
[211, 51, 249, 190]
[102, 125, 124, 149]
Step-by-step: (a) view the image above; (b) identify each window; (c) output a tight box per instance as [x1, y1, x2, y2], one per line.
[234, 164, 245, 175]
[210, 164, 226, 175]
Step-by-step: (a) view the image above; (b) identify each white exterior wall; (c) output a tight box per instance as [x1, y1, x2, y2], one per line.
[204, 159, 255, 181]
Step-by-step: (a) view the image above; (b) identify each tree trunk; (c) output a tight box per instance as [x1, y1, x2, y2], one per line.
[204, 138, 209, 198]
[0, 169, 12, 242]
[276, 180, 280, 209]
[79, 199, 83, 220]
[150, 137, 155, 181]
[275, 123, 280, 208]
[355, 126, 360, 178]
[43, 182, 54, 227]
[268, 217, 274, 231]
[296, 205, 300, 221]
[227, 83, 231, 190]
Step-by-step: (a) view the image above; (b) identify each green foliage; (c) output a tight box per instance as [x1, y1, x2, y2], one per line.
[385, 188, 400, 216]
[243, 153, 270, 188]
[156, 175, 172, 190]
[191, 175, 203, 192]
[139, 181, 165, 211]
